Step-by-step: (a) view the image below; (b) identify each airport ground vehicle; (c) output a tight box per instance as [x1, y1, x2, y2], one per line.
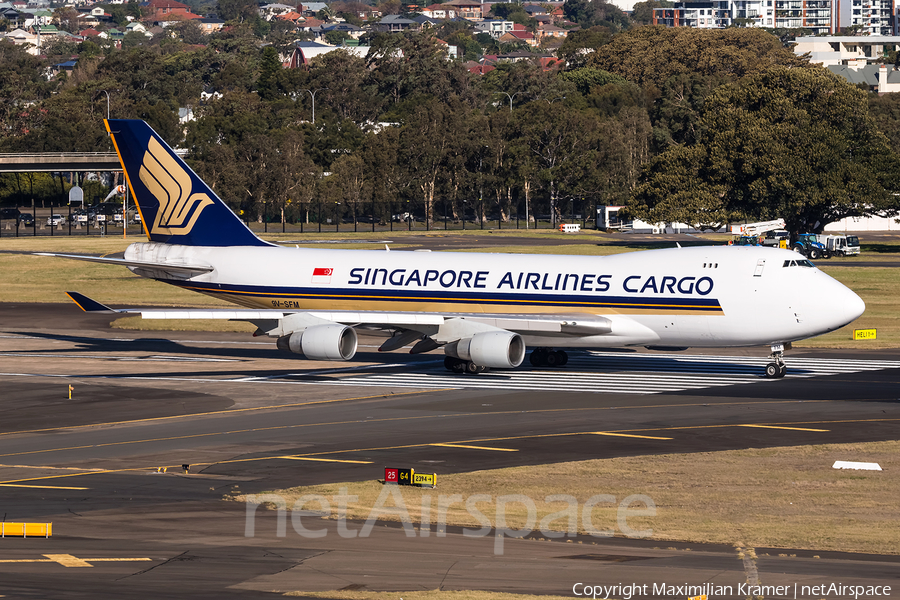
[792, 234, 829, 260]
[821, 234, 860, 256]
[733, 236, 761, 246]
[761, 230, 790, 248]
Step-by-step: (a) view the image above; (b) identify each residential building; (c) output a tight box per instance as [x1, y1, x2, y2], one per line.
[653, 0, 820, 29]
[474, 19, 514, 38]
[421, 4, 457, 18]
[794, 35, 900, 66]
[498, 30, 537, 46]
[301, 2, 328, 16]
[775, 0, 831, 33]
[442, 0, 483, 19]
[289, 41, 370, 68]
[145, 0, 202, 24]
[259, 3, 296, 21]
[197, 17, 225, 32]
[653, 2, 722, 27]
[834, 0, 896, 36]
[375, 14, 420, 32]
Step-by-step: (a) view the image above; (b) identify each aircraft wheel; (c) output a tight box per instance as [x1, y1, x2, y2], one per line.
[558, 350, 569, 365]
[444, 356, 458, 372]
[765, 362, 780, 378]
[777, 363, 787, 378]
[530, 349, 547, 367]
[545, 351, 560, 367]
[465, 361, 486, 374]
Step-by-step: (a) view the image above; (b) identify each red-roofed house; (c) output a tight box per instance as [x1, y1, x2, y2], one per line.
[276, 10, 303, 21]
[79, 28, 101, 37]
[145, 0, 202, 23]
[499, 30, 537, 46]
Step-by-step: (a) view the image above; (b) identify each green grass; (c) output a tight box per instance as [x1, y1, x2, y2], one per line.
[240, 440, 900, 556]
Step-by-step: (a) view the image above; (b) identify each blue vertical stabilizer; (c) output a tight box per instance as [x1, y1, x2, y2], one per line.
[105, 119, 270, 247]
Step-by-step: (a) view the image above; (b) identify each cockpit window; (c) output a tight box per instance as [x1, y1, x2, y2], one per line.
[782, 259, 815, 268]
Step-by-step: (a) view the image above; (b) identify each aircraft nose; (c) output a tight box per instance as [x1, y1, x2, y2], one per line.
[832, 280, 865, 328]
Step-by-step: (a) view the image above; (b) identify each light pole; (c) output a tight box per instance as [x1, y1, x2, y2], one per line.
[101, 90, 111, 120]
[497, 91, 525, 111]
[299, 88, 327, 124]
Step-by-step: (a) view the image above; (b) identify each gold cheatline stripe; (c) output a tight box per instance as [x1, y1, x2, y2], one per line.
[183, 286, 722, 311]
[0, 483, 89, 490]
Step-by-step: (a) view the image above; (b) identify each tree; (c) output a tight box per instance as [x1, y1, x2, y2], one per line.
[630, 0, 672, 24]
[256, 46, 282, 100]
[628, 67, 900, 233]
[586, 26, 809, 89]
[218, 0, 259, 22]
[555, 26, 612, 68]
[563, 0, 629, 30]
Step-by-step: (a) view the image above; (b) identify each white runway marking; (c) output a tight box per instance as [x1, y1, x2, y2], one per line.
[324, 352, 900, 395]
[1, 352, 898, 395]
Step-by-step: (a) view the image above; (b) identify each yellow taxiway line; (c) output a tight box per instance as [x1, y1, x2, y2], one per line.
[591, 432, 674, 440]
[429, 443, 519, 452]
[0, 483, 88, 490]
[0, 555, 152, 567]
[738, 424, 830, 432]
[279, 456, 372, 464]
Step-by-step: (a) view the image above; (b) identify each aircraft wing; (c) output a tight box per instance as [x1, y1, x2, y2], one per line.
[65, 292, 612, 337]
[37, 253, 214, 278]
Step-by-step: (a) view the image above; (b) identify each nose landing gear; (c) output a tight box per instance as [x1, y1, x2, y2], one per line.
[765, 344, 787, 379]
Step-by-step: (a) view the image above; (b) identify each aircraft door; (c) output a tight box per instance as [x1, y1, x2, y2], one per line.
[753, 259, 765, 277]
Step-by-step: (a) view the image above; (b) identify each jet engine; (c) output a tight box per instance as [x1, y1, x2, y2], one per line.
[276, 324, 358, 360]
[444, 331, 525, 369]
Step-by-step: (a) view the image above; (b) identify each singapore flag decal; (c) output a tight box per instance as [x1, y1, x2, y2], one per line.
[311, 267, 333, 284]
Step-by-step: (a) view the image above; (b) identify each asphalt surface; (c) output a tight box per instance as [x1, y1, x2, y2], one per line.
[0, 301, 899, 599]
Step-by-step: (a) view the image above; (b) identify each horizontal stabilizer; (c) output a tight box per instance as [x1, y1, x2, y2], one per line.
[36, 253, 214, 277]
[66, 292, 121, 313]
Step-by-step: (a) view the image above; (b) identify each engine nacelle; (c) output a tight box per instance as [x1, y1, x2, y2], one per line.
[444, 331, 525, 369]
[276, 324, 358, 361]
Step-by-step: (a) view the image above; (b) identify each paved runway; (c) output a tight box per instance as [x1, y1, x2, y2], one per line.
[1, 303, 899, 598]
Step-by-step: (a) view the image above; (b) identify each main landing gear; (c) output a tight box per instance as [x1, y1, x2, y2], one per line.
[529, 347, 568, 367]
[444, 356, 487, 374]
[765, 343, 787, 379]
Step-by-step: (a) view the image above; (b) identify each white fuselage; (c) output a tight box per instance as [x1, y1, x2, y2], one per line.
[124, 243, 865, 349]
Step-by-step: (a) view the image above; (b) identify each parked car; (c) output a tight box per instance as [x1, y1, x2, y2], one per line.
[0, 207, 20, 220]
[18, 212, 34, 226]
[47, 214, 65, 226]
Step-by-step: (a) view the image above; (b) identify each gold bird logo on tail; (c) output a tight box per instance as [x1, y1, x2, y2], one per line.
[139, 136, 213, 235]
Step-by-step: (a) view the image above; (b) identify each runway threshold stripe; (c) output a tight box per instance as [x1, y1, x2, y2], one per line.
[429, 443, 519, 452]
[591, 432, 673, 440]
[738, 424, 830, 432]
[279, 456, 373, 464]
[0, 483, 89, 489]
